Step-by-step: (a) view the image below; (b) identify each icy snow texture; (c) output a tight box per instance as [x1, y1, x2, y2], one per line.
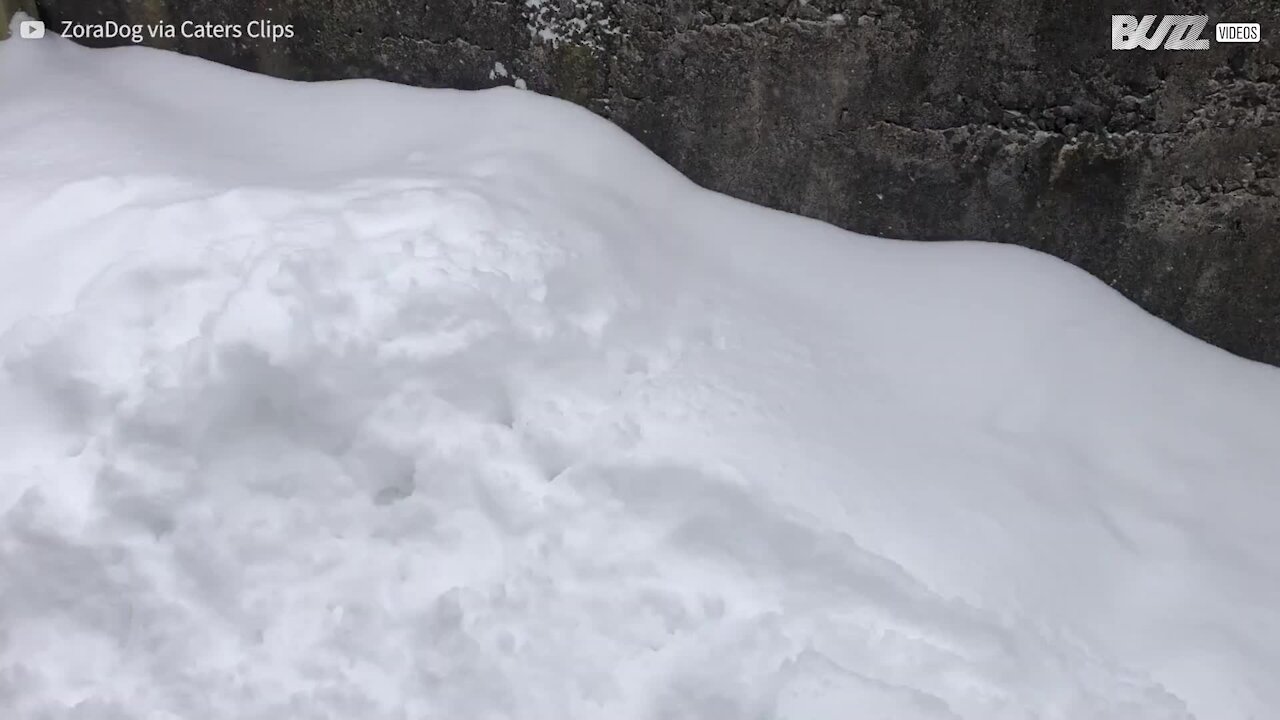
[2, 28, 1279, 720]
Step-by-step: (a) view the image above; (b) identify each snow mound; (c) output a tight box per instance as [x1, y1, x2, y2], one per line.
[2, 29, 1279, 720]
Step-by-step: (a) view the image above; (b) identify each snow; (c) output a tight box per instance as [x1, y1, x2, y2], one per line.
[2, 24, 1280, 720]
[522, 0, 621, 50]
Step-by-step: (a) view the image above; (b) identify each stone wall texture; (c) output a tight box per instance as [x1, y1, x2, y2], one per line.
[2, 0, 39, 38]
[31, 0, 1280, 364]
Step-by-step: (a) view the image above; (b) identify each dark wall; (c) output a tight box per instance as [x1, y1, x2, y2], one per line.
[1, 0, 38, 37]
[34, 0, 1280, 364]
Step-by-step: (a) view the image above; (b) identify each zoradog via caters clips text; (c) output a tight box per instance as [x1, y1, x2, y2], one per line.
[58, 19, 295, 45]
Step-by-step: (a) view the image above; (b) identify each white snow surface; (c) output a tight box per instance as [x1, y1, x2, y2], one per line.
[2, 29, 1280, 720]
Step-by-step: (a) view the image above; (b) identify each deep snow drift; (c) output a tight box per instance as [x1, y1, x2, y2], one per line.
[2, 27, 1279, 720]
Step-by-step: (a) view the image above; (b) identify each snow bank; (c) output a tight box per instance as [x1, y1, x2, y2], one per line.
[2, 27, 1279, 720]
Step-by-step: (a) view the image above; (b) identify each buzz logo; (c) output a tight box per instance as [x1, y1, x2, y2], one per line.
[1112, 15, 1262, 49]
[1112, 15, 1211, 50]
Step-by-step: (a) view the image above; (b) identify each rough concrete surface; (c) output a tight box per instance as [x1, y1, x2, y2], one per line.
[29, 0, 1280, 365]
[1, 0, 38, 38]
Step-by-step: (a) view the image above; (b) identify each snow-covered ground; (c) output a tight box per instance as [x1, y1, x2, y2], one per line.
[2, 24, 1279, 720]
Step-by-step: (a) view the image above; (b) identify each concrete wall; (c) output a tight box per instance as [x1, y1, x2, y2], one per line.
[2, 0, 38, 38]
[32, 0, 1280, 365]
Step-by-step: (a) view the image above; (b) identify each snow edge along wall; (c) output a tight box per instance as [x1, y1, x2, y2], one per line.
[24, 0, 1280, 365]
